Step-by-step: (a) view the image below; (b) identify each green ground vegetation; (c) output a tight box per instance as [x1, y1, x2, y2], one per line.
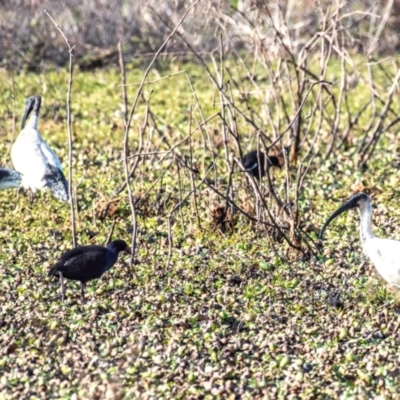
[1, 57, 400, 398]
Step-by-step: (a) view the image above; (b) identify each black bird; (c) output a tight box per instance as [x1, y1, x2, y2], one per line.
[0, 167, 21, 189]
[241, 150, 281, 179]
[49, 239, 132, 302]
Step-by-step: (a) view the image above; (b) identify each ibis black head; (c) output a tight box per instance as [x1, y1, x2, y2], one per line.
[107, 239, 132, 255]
[21, 95, 41, 129]
[319, 192, 371, 240]
[241, 150, 281, 179]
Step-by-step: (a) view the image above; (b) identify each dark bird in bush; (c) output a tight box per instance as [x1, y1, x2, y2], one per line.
[241, 150, 281, 179]
[0, 168, 21, 189]
[48, 239, 132, 302]
[319, 192, 400, 288]
[11, 95, 69, 203]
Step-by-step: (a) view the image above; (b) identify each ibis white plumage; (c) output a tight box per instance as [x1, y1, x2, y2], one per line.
[11, 95, 69, 202]
[319, 192, 400, 288]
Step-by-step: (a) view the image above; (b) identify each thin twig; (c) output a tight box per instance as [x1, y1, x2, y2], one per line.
[121, 0, 200, 261]
[118, 41, 128, 123]
[105, 220, 116, 246]
[44, 9, 77, 248]
[121, 70, 187, 86]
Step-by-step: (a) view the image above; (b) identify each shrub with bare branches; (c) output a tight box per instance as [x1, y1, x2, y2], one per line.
[1, 0, 400, 70]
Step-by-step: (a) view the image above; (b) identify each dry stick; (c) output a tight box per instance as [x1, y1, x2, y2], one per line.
[127, 150, 184, 158]
[3, 74, 16, 159]
[118, 42, 128, 124]
[269, 80, 332, 150]
[122, 70, 187, 86]
[357, 64, 398, 118]
[275, 4, 340, 161]
[255, 140, 268, 221]
[379, 117, 400, 137]
[228, 3, 281, 130]
[116, 92, 153, 196]
[368, 0, 394, 56]
[187, 106, 202, 231]
[236, 146, 303, 253]
[135, 92, 150, 171]
[145, 105, 220, 157]
[130, 122, 198, 209]
[294, 161, 321, 257]
[321, 9, 342, 158]
[166, 164, 215, 268]
[337, 99, 371, 151]
[239, 160, 302, 252]
[187, 105, 194, 230]
[105, 220, 116, 246]
[135, 158, 175, 208]
[151, 7, 320, 251]
[118, 0, 199, 206]
[287, 59, 336, 111]
[355, 61, 378, 156]
[240, 54, 283, 217]
[116, 73, 190, 193]
[149, 8, 263, 134]
[147, 106, 264, 222]
[236, 51, 280, 141]
[231, 51, 267, 146]
[175, 155, 185, 231]
[300, 87, 325, 162]
[360, 69, 400, 165]
[224, 83, 239, 214]
[363, 115, 400, 165]
[44, 10, 77, 248]
[255, 139, 303, 250]
[173, 24, 298, 250]
[156, 9, 288, 231]
[184, 71, 218, 191]
[177, 154, 274, 228]
[126, 0, 200, 131]
[210, 38, 235, 212]
[262, 4, 303, 163]
[119, 47, 137, 267]
[128, 130, 194, 162]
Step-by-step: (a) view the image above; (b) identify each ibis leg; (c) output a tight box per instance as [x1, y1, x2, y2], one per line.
[80, 282, 85, 302]
[59, 271, 65, 302]
[29, 190, 34, 206]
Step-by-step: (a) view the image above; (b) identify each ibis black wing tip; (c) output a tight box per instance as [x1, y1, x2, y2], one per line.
[0, 167, 22, 190]
[44, 164, 69, 202]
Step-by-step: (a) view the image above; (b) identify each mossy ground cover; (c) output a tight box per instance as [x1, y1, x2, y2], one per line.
[1, 58, 400, 398]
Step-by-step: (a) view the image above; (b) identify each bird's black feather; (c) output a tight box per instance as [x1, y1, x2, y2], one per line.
[44, 163, 69, 202]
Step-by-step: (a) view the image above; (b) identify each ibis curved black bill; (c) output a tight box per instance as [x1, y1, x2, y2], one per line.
[21, 96, 41, 129]
[318, 192, 370, 240]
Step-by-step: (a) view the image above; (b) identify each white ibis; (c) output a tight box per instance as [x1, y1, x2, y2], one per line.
[48, 239, 132, 302]
[0, 167, 21, 189]
[11, 95, 69, 203]
[319, 192, 400, 288]
[241, 150, 281, 179]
